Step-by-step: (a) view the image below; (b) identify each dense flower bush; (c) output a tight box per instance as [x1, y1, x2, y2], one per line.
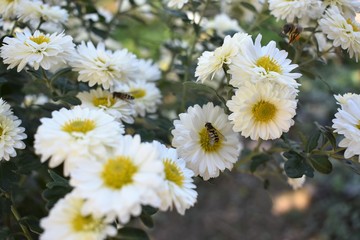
[0, 0, 359, 239]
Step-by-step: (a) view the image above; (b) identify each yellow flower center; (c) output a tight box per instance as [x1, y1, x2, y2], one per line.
[198, 127, 222, 153]
[62, 119, 96, 134]
[72, 213, 102, 232]
[101, 156, 138, 189]
[356, 121, 360, 130]
[0, 125, 3, 136]
[92, 97, 115, 108]
[29, 35, 50, 44]
[130, 89, 146, 99]
[163, 159, 184, 187]
[347, 18, 359, 32]
[252, 100, 277, 123]
[256, 56, 282, 74]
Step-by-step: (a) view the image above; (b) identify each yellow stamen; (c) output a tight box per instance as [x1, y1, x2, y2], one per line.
[72, 213, 102, 232]
[347, 18, 359, 32]
[198, 127, 222, 153]
[130, 89, 146, 99]
[92, 97, 115, 108]
[256, 56, 282, 73]
[163, 159, 184, 187]
[62, 119, 96, 134]
[29, 35, 50, 44]
[252, 100, 277, 123]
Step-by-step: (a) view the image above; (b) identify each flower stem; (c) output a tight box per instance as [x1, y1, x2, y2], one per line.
[11, 205, 33, 240]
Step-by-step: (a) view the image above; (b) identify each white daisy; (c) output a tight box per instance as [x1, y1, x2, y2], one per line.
[34, 106, 124, 176]
[77, 88, 135, 124]
[227, 81, 298, 140]
[134, 59, 161, 82]
[114, 80, 162, 117]
[153, 141, 197, 215]
[171, 102, 242, 180]
[334, 92, 356, 106]
[40, 192, 117, 240]
[195, 32, 251, 83]
[229, 34, 301, 89]
[204, 13, 244, 37]
[0, 0, 23, 19]
[332, 93, 360, 161]
[70, 41, 138, 90]
[0, 100, 27, 161]
[17, 0, 68, 28]
[70, 135, 164, 224]
[167, 0, 189, 8]
[319, 6, 360, 61]
[0, 29, 74, 72]
[322, 0, 360, 18]
[268, 0, 323, 22]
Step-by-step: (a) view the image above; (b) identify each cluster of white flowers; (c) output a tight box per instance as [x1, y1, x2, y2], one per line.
[0, 98, 27, 161]
[332, 93, 360, 162]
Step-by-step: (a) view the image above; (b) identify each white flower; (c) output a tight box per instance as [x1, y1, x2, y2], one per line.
[77, 88, 135, 124]
[227, 81, 298, 140]
[332, 93, 360, 161]
[287, 176, 306, 190]
[195, 33, 251, 83]
[167, 0, 189, 8]
[114, 80, 162, 117]
[70, 41, 138, 89]
[322, 0, 360, 18]
[171, 102, 242, 180]
[153, 141, 197, 215]
[70, 135, 164, 224]
[34, 106, 124, 176]
[0, 29, 74, 72]
[319, 6, 360, 62]
[204, 13, 244, 37]
[229, 34, 301, 89]
[17, 0, 68, 28]
[334, 93, 356, 106]
[268, 0, 323, 22]
[0, 100, 27, 161]
[0, 0, 22, 19]
[134, 59, 161, 82]
[22, 94, 50, 108]
[40, 192, 117, 240]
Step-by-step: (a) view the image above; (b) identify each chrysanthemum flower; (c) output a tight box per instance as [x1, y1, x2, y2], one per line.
[40, 192, 117, 240]
[319, 6, 360, 61]
[114, 80, 162, 117]
[77, 88, 135, 124]
[227, 81, 298, 140]
[0, 99, 27, 161]
[153, 141, 197, 215]
[34, 106, 124, 176]
[195, 33, 251, 83]
[229, 34, 301, 89]
[268, 0, 323, 22]
[322, 0, 360, 18]
[167, 0, 189, 8]
[134, 59, 161, 82]
[0, 0, 22, 19]
[70, 41, 138, 89]
[70, 135, 164, 224]
[0, 29, 74, 72]
[171, 102, 242, 180]
[204, 13, 244, 37]
[332, 93, 360, 161]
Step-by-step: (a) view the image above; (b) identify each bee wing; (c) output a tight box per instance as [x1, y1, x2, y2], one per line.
[217, 129, 227, 142]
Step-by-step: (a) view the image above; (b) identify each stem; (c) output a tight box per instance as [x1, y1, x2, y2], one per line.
[11, 205, 33, 240]
[41, 68, 54, 95]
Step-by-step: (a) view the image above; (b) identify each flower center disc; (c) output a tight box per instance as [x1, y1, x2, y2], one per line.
[347, 18, 360, 32]
[130, 89, 146, 99]
[62, 119, 96, 134]
[101, 156, 138, 189]
[199, 127, 222, 153]
[0, 125, 3, 136]
[164, 159, 184, 187]
[72, 213, 102, 232]
[252, 100, 277, 123]
[256, 56, 282, 73]
[29, 35, 50, 44]
[93, 97, 115, 108]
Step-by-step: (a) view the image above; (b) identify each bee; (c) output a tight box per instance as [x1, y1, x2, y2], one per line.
[205, 122, 225, 146]
[282, 23, 303, 44]
[112, 92, 135, 103]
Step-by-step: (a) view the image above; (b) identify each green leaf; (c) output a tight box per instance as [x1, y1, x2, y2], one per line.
[240, 2, 258, 12]
[305, 130, 321, 153]
[43, 170, 72, 210]
[48, 170, 69, 185]
[0, 161, 19, 192]
[117, 227, 150, 240]
[284, 151, 314, 178]
[140, 212, 154, 228]
[309, 155, 333, 174]
[164, 9, 189, 21]
[19, 216, 42, 234]
[315, 123, 336, 149]
[16, 152, 42, 175]
[142, 205, 158, 216]
[183, 81, 227, 107]
[250, 154, 269, 172]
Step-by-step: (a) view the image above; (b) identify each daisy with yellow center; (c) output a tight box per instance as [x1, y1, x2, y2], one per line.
[227, 81, 298, 140]
[153, 141, 197, 215]
[34, 106, 124, 176]
[40, 192, 116, 240]
[77, 88, 135, 124]
[0, 29, 74, 72]
[229, 34, 301, 89]
[70, 135, 164, 224]
[171, 102, 242, 180]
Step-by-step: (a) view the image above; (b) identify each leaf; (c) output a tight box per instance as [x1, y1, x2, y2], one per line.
[250, 154, 269, 172]
[52, 95, 81, 106]
[183, 81, 227, 107]
[48, 170, 69, 186]
[0, 161, 19, 192]
[140, 212, 154, 228]
[43, 170, 72, 210]
[164, 9, 189, 21]
[309, 155, 333, 174]
[284, 151, 314, 178]
[305, 130, 321, 153]
[16, 152, 43, 175]
[142, 206, 158, 216]
[117, 227, 150, 240]
[315, 123, 336, 149]
[19, 216, 42, 234]
[240, 2, 258, 12]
